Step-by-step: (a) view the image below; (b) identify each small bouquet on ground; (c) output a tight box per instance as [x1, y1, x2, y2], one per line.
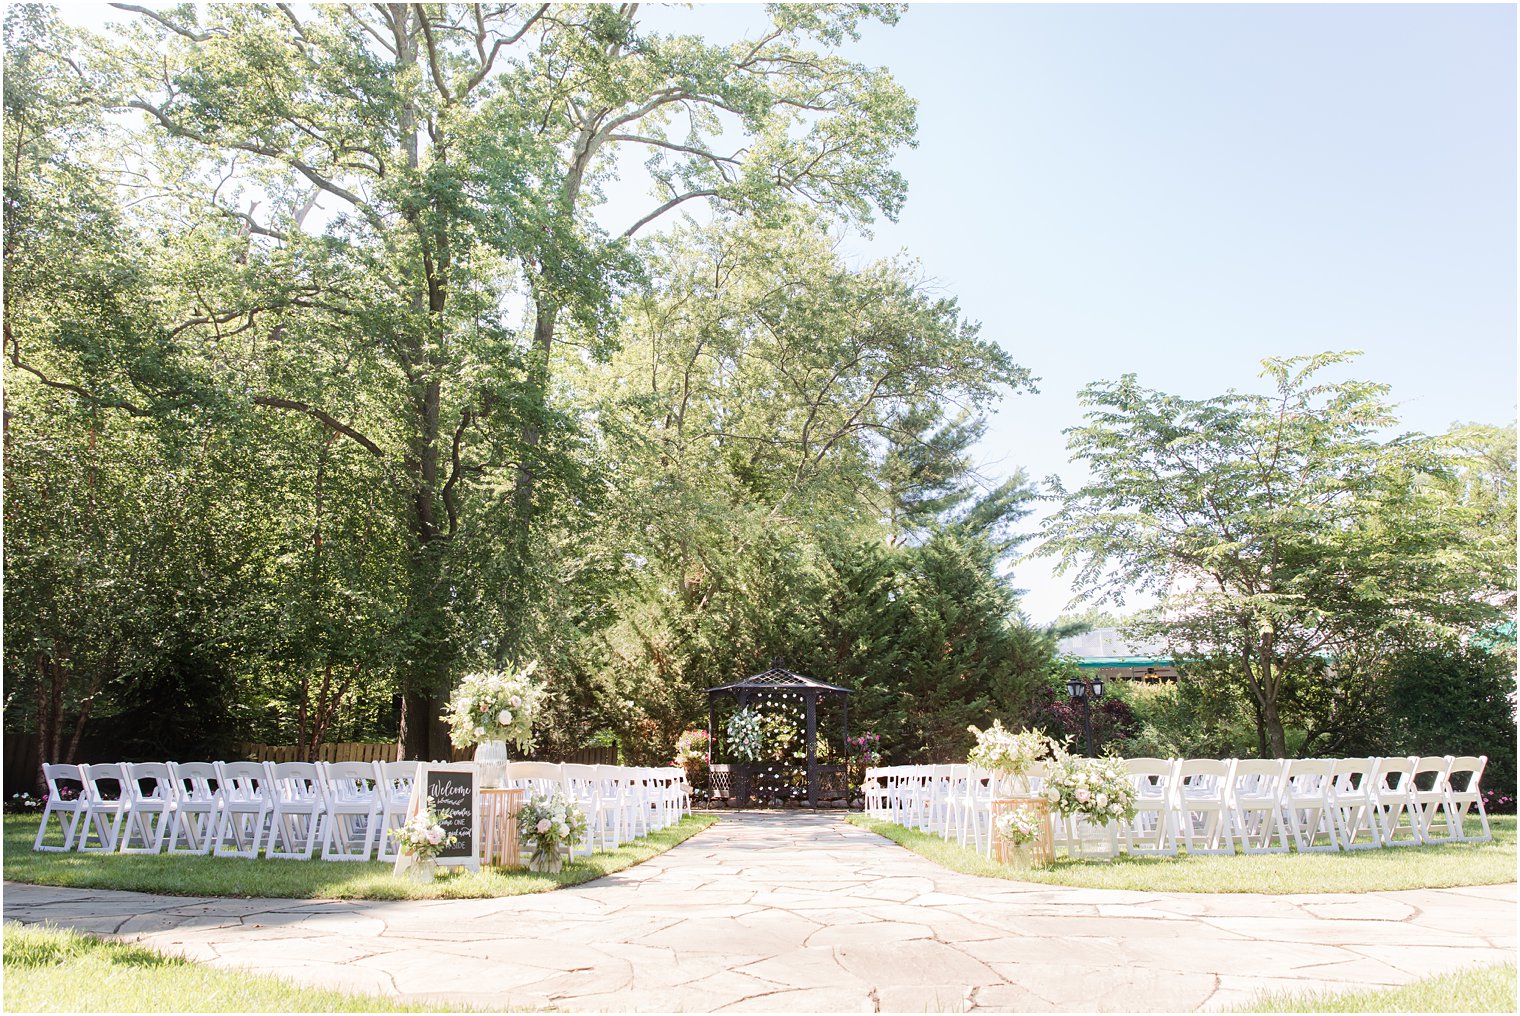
[1042, 752, 1136, 825]
[726, 707, 764, 763]
[445, 664, 545, 751]
[994, 804, 1045, 847]
[967, 720, 1056, 794]
[390, 799, 456, 863]
[518, 792, 589, 873]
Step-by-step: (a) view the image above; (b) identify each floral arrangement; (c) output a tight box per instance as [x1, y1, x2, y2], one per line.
[966, 719, 1055, 776]
[1041, 753, 1136, 824]
[994, 804, 1045, 846]
[389, 799, 457, 861]
[445, 664, 545, 751]
[726, 706, 764, 763]
[518, 792, 589, 872]
[6, 792, 43, 813]
[848, 732, 882, 768]
[673, 728, 710, 769]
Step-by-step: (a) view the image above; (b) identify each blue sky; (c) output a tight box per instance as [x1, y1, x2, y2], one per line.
[66, 3, 1518, 623]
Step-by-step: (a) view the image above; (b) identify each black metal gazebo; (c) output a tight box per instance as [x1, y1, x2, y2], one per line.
[707, 663, 852, 807]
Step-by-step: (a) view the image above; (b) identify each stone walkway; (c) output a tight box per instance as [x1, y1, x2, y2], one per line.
[4, 812, 1514, 1012]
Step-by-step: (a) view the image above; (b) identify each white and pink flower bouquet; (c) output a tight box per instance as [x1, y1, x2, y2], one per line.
[389, 800, 456, 861]
[517, 791, 588, 873]
[993, 804, 1045, 846]
[1041, 753, 1136, 825]
[445, 664, 544, 751]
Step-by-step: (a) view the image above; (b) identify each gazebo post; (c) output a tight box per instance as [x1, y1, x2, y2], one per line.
[841, 695, 849, 779]
[805, 690, 817, 807]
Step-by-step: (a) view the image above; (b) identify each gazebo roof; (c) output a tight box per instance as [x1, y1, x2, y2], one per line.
[707, 666, 852, 695]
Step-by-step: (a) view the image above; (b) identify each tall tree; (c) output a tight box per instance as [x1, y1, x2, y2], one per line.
[37, 3, 919, 757]
[1041, 353, 1509, 757]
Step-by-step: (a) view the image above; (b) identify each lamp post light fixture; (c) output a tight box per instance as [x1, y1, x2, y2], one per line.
[1066, 674, 1106, 756]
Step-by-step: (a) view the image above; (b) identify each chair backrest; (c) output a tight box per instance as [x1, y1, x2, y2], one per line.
[559, 763, 600, 799]
[1284, 757, 1336, 796]
[373, 760, 417, 805]
[265, 761, 325, 805]
[1125, 757, 1176, 797]
[1372, 755, 1416, 792]
[1410, 755, 1450, 794]
[1175, 758, 1230, 798]
[168, 761, 219, 803]
[40, 763, 86, 808]
[81, 762, 127, 805]
[1445, 755, 1488, 797]
[215, 761, 270, 804]
[1228, 759, 1287, 798]
[1331, 757, 1379, 794]
[506, 761, 564, 797]
[125, 761, 174, 804]
[321, 761, 378, 801]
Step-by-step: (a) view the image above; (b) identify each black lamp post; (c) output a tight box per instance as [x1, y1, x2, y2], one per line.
[1066, 673, 1106, 756]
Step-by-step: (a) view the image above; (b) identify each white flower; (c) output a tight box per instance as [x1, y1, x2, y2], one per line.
[1109, 803, 1122, 815]
[510, 695, 522, 708]
[497, 709, 513, 725]
[1096, 793, 1108, 808]
[458, 697, 472, 712]
[1075, 788, 1090, 803]
[557, 823, 570, 838]
[536, 818, 552, 834]
[426, 827, 443, 845]
[1045, 787, 1060, 802]
[475, 726, 486, 738]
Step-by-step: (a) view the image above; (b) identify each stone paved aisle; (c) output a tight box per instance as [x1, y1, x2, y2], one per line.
[4, 812, 1514, 1012]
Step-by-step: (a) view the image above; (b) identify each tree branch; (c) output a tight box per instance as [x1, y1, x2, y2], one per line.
[252, 397, 384, 457]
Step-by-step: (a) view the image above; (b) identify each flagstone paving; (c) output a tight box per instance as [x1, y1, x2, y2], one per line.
[4, 812, 1514, 1012]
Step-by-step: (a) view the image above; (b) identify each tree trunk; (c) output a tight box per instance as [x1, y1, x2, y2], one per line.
[1260, 695, 1288, 758]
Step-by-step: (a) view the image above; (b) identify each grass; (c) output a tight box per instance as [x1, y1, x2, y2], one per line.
[4, 812, 717, 900]
[1240, 962, 1517, 1012]
[846, 813, 1517, 894]
[2, 922, 466, 1012]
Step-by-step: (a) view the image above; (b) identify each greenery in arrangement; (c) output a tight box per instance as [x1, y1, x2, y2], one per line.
[993, 805, 1045, 847]
[725, 708, 765, 764]
[1240, 962, 1517, 1014]
[966, 720, 1056, 777]
[846, 814, 1517, 894]
[388, 800, 457, 862]
[1041, 753, 1138, 824]
[3, 923, 467, 1013]
[2, 813, 716, 901]
[517, 792, 590, 873]
[444, 667, 544, 751]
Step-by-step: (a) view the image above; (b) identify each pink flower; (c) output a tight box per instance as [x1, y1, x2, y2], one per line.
[1075, 788, 1091, 803]
[536, 818, 552, 834]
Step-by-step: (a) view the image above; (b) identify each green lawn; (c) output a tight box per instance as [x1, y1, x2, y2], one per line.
[1240, 962, 1517, 1013]
[3, 922, 467, 1012]
[846, 813, 1517, 893]
[4, 813, 716, 900]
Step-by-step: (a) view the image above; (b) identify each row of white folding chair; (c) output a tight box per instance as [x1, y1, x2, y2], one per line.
[863, 755, 1492, 859]
[500, 763, 685, 857]
[33, 760, 416, 862]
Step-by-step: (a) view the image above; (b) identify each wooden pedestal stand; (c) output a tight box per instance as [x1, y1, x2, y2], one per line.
[990, 797, 1054, 868]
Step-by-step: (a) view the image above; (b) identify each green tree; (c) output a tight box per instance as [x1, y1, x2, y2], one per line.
[1042, 353, 1510, 757]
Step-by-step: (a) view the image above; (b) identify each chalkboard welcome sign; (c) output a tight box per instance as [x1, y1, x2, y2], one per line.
[395, 763, 480, 873]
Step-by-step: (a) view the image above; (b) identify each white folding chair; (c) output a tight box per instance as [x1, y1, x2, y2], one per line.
[264, 761, 328, 860]
[1329, 757, 1382, 850]
[559, 763, 603, 856]
[120, 762, 177, 854]
[373, 760, 417, 862]
[213, 760, 273, 858]
[319, 761, 382, 861]
[1408, 755, 1455, 843]
[1123, 758, 1179, 856]
[33, 763, 88, 852]
[1225, 759, 1290, 854]
[77, 763, 130, 853]
[1444, 755, 1492, 843]
[594, 765, 639, 847]
[1283, 758, 1339, 853]
[862, 767, 887, 817]
[166, 761, 221, 855]
[1369, 756, 1422, 847]
[1173, 759, 1234, 855]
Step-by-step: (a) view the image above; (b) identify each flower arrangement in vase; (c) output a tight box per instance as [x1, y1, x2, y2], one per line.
[390, 799, 457, 882]
[726, 707, 764, 763]
[1041, 753, 1137, 825]
[517, 792, 588, 873]
[445, 664, 545, 755]
[673, 729, 710, 791]
[967, 719, 1056, 796]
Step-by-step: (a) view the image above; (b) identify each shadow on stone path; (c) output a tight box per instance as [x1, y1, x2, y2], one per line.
[4, 811, 1514, 1012]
